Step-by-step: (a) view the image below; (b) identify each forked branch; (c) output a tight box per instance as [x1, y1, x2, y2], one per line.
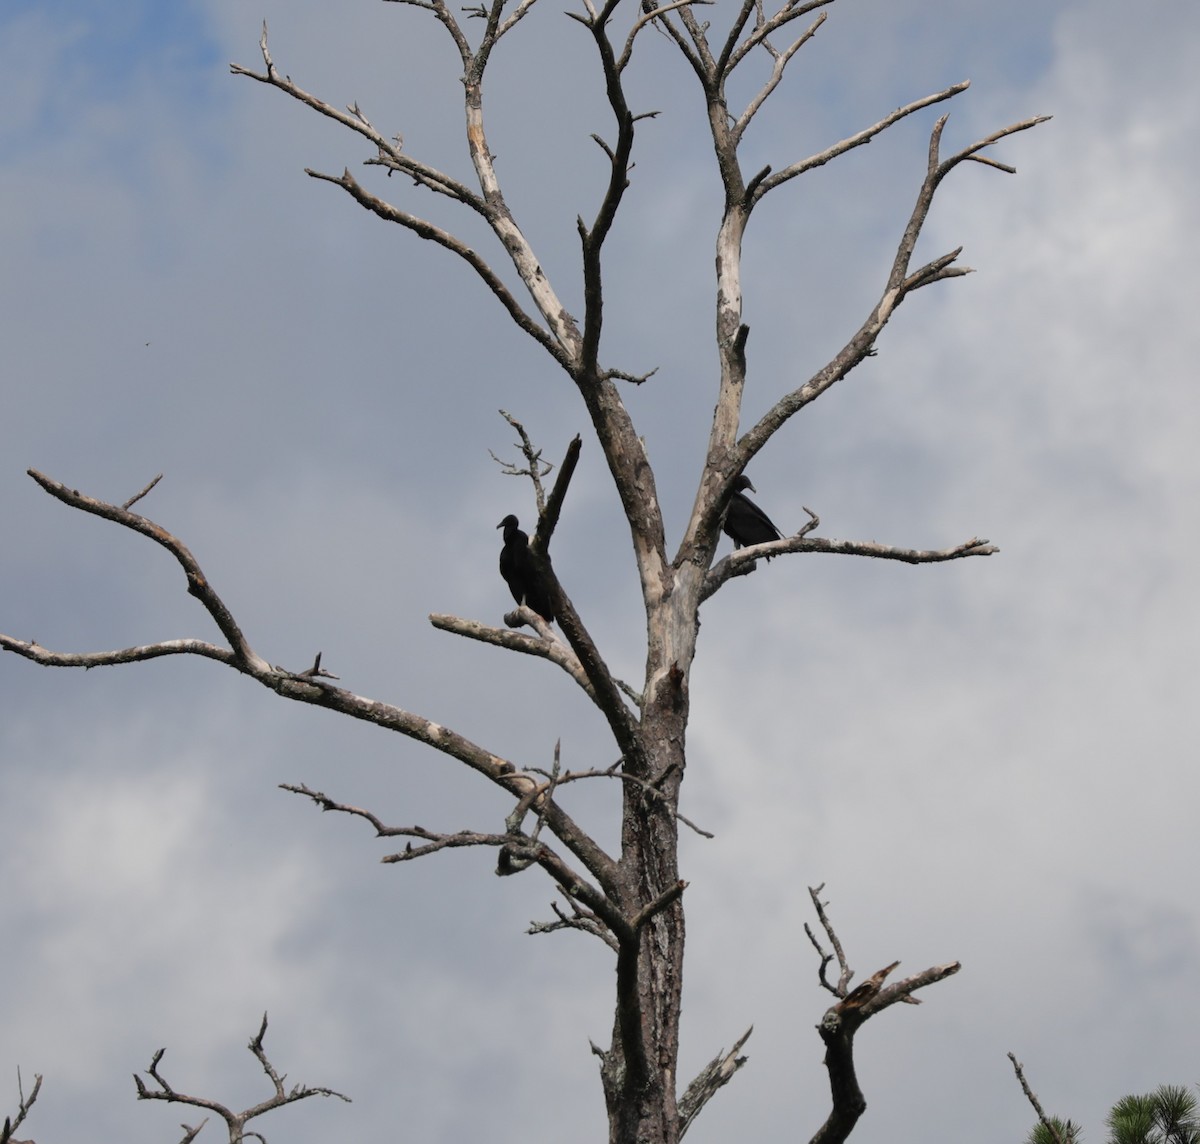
[233, 19, 584, 369]
[806, 887, 960, 1144]
[1, 1070, 42, 1144]
[752, 81, 971, 202]
[17, 470, 269, 671]
[491, 409, 556, 511]
[133, 1013, 350, 1142]
[730, 13, 828, 141]
[304, 166, 573, 368]
[735, 109, 1049, 465]
[281, 782, 626, 934]
[528, 897, 620, 951]
[230, 22, 477, 207]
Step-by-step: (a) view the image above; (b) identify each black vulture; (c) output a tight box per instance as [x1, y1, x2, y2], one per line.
[722, 475, 783, 559]
[497, 515, 555, 622]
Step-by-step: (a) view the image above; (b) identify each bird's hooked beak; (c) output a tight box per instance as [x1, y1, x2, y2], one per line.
[741, 477, 757, 493]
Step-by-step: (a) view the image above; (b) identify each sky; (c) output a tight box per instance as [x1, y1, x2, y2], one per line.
[2, 0, 1198, 1141]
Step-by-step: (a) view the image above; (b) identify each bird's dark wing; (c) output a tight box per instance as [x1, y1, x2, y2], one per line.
[523, 580, 555, 623]
[498, 519, 555, 621]
[499, 544, 526, 606]
[723, 492, 783, 556]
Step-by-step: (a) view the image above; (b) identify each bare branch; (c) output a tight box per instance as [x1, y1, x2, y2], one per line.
[122, 472, 163, 510]
[527, 738, 564, 846]
[737, 99, 1042, 456]
[492, 475, 646, 770]
[534, 434, 583, 553]
[617, 0, 706, 73]
[304, 167, 573, 369]
[289, 651, 339, 681]
[674, 4, 718, 79]
[1007, 1053, 1067, 1144]
[761, 532, 996, 564]
[604, 364, 658, 385]
[576, 6, 640, 375]
[945, 115, 1051, 171]
[528, 898, 620, 951]
[702, 527, 997, 602]
[723, 0, 833, 77]
[235, 20, 586, 371]
[806, 888, 960, 1144]
[499, 603, 555, 634]
[430, 612, 599, 700]
[1, 1069, 43, 1144]
[860, 959, 960, 1015]
[283, 780, 625, 935]
[525, 764, 714, 837]
[134, 1015, 350, 1140]
[0, 634, 237, 671]
[712, 0, 761, 77]
[805, 884, 853, 996]
[231, 22, 477, 206]
[492, 409, 555, 511]
[282, 781, 445, 842]
[287, 732, 619, 885]
[22, 470, 270, 672]
[901, 245, 972, 293]
[644, 1, 707, 81]
[492, 0, 540, 41]
[755, 80, 970, 202]
[677, 1026, 752, 1138]
[631, 879, 687, 931]
[731, 13, 827, 141]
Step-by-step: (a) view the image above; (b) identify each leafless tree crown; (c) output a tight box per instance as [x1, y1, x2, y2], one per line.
[2, 1, 1046, 1141]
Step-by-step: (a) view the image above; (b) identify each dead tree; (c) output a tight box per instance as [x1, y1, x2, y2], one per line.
[0, 1, 1046, 1141]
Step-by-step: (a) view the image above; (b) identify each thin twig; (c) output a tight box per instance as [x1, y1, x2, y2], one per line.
[1, 1069, 43, 1144]
[122, 473, 163, 510]
[525, 765, 714, 838]
[1007, 1053, 1066, 1144]
[528, 898, 620, 951]
[806, 883, 853, 995]
[493, 409, 555, 511]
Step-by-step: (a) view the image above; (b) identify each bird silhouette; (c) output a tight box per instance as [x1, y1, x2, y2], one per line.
[722, 475, 783, 559]
[497, 515, 555, 622]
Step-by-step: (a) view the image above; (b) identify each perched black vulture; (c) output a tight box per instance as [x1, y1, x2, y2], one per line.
[722, 475, 783, 559]
[497, 515, 555, 622]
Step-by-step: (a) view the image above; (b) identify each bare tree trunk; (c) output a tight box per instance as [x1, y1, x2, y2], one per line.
[601, 782, 686, 1143]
